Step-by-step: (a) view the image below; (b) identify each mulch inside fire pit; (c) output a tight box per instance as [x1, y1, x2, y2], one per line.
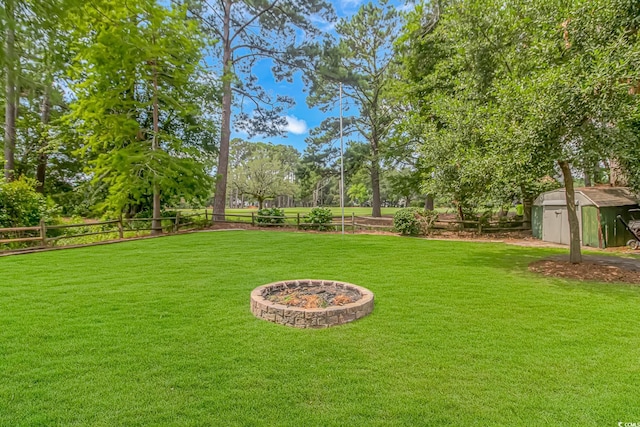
[529, 255, 640, 285]
[266, 282, 362, 309]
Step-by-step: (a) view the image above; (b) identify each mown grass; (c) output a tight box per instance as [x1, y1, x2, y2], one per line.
[1, 231, 639, 426]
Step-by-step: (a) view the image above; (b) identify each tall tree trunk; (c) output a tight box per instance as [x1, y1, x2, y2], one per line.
[520, 185, 533, 229]
[424, 194, 434, 211]
[151, 56, 162, 235]
[559, 160, 582, 263]
[609, 158, 628, 187]
[213, 0, 232, 222]
[370, 146, 381, 217]
[4, 0, 16, 182]
[584, 170, 592, 187]
[36, 85, 51, 193]
[313, 180, 321, 207]
[456, 203, 464, 221]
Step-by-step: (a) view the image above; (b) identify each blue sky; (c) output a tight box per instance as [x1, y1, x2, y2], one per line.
[233, 0, 412, 154]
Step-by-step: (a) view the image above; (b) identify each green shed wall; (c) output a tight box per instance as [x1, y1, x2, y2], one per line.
[581, 206, 601, 247]
[600, 206, 638, 248]
[532, 206, 542, 239]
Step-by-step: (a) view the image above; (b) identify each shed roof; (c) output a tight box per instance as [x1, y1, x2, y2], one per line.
[535, 187, 639, 208]
[578, 187, 639, 207]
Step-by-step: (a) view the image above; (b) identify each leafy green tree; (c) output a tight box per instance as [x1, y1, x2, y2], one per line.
[1, 0, 78, 186]
[237, 157, 285, 210]
[308, 0, 399, 217]
[396, 1, 511, 219]
[0, 176, 49, 227]
[67, 0, 215, 232]
[296, 142, 337, 207]
[399, 0, 640, 262]
[2, 0, 17, 181]
[297, 137, 368, 207]
[387, 168, 423, 207]
[347, 182, 368, 206]
[228, 140, 300, 209]
[485, 0, 640, 262]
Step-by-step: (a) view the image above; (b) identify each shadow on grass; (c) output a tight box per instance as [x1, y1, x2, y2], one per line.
[450, 242, 640, 295]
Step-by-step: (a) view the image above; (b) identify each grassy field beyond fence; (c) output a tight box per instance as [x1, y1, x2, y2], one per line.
[181, 206, 404, 217]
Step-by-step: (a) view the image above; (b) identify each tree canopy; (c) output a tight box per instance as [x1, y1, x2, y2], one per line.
[308, 0, 400, 217]
[2, 0, 640, 259]
[397, 0, 640, 261]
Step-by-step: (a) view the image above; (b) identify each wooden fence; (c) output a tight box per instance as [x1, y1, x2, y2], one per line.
[212, 212, 359, 229]
[432, 218, 528, 233]
[0, 211, 209, 254]
[212, 212, 527, 233]
[1, 210, 528, 254]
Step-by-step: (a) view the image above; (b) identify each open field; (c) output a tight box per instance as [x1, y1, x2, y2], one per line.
[1, 231, 639, 425]
[181, 206, 513, 219]
[183, 207, 406, 217]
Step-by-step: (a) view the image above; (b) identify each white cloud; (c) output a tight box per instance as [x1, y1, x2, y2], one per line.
[340, 0, 363, 8]
[310, 14, 337, 32]
[283, 116, 308, 135]
[396, 3, 414, 13]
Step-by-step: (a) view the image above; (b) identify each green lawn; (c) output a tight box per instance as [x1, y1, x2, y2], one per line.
[1, 231, 639, 426]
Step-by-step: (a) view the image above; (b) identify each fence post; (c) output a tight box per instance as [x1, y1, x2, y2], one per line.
[39, 220, 47, 247]
[174, 212, 181, 233]
[352, 213, 355, 233]
[118, 216, 124, 239]
[297, 213, 300, 229]
[251, 212, 255, 227]
[205, 209, 208, 222]
[478, 221, 482, 234]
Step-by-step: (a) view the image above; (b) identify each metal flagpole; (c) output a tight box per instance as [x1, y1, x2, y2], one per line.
[340, 83, 345, 235]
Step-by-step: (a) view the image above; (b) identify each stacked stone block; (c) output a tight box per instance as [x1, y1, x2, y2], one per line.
[250, 280, 374, 328]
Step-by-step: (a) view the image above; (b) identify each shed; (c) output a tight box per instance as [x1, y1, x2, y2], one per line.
[532, 187, 639, 248]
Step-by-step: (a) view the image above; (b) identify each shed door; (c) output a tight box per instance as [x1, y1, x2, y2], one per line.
[542, 205, 582, 245]
[543, 206, 565, 244]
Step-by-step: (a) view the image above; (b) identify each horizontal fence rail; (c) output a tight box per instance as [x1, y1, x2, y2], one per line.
[1, 209, 529, 254]
[212, 212, 525, 232]
[212, 212, 526, 233]
[0, 210, 211, 254]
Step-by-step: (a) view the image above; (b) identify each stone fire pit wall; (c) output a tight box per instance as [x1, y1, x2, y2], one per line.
[251, 280, 374, 328]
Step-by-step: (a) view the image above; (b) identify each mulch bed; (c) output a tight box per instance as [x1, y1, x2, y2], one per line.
[529, 256, 640, 284]
[265, 282, 362, 309]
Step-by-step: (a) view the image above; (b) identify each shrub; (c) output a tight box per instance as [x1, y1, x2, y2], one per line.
[0, 177, 50, 228]
[418, 209, 439, 234]
[477, 210, 493, 228]
[256, 207, 285, 225]
[393, 208, 423, 235]
[394, 208, 439, 235]
[304, 207, 333, 231]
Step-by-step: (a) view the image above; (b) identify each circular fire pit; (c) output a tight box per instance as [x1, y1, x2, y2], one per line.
[251, 280, 374, 328]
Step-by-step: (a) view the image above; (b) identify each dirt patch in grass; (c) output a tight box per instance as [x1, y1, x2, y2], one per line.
[529, 255, 640, 284]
